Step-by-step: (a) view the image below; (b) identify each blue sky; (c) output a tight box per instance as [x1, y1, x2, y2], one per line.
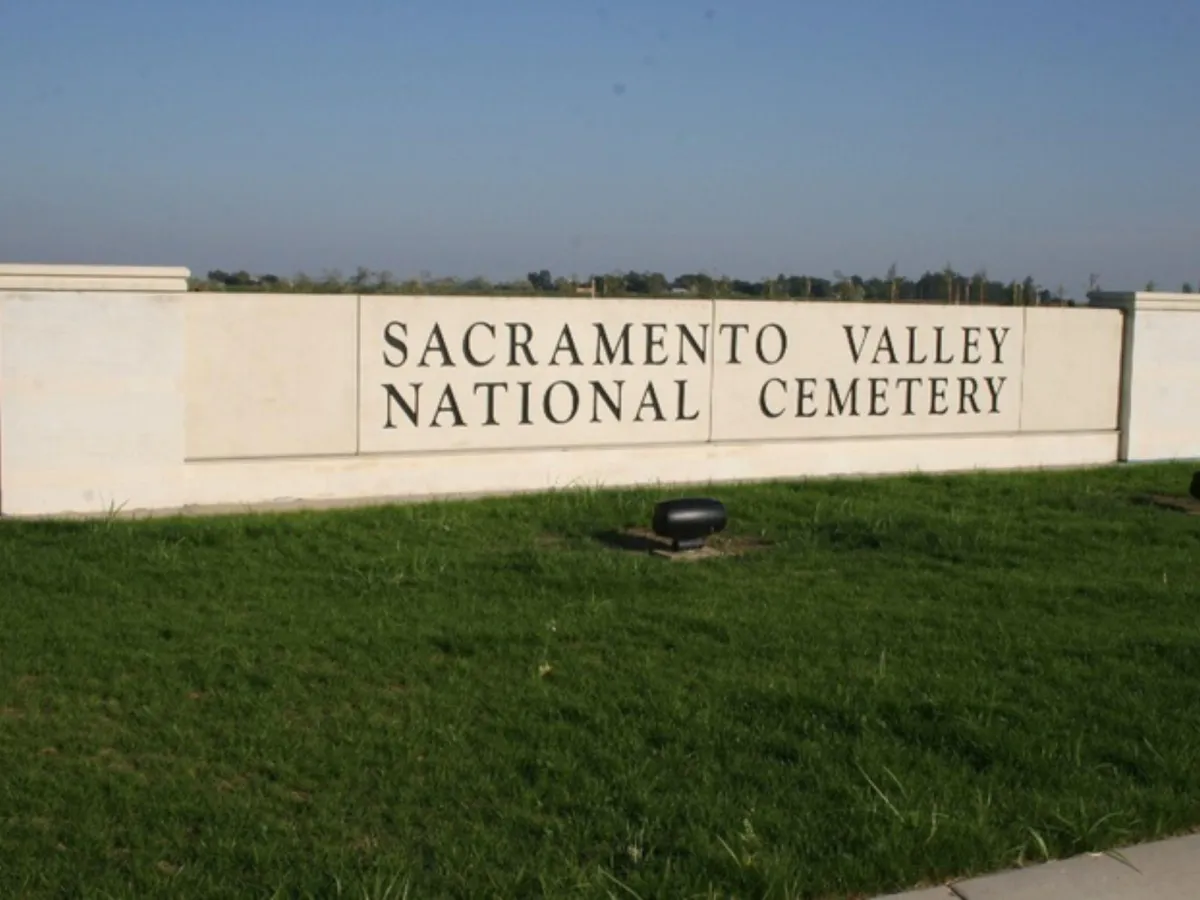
[2, 0, 1197, 295]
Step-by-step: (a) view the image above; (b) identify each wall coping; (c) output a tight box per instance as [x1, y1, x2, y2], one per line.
[1088, 291, 1200, 313]
[0, 263, 192, 293]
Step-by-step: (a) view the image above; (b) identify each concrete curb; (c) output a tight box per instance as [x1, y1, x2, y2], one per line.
[875, 834, 1200, 899]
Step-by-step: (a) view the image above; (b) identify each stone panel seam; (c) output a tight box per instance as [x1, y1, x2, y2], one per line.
[1018, 307, 1028, 432]
[355, 293, 362, 456]
[706, 298, 716, 444]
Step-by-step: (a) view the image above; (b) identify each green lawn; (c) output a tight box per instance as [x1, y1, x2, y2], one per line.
[1, 463, 1199, 899]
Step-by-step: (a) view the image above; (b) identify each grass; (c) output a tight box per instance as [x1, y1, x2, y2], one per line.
[1, 463, 1199, 899]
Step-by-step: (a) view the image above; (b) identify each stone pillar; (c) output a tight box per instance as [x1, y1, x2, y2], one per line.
[0, 265, 191, 516]
[1088, 291, 1200, 462]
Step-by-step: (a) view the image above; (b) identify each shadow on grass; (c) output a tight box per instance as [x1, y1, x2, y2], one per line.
[592, 529, 669, 553]
[1130, 493, 1200, 516]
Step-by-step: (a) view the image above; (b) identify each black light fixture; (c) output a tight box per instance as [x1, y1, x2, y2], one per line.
[1190, 471, 1200, 501]
[652, 497, 728, 552]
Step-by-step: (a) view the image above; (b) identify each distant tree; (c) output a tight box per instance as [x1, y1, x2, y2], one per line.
[943, 264, 957, 304]
[810, 277, 834, 298]
[188, 263, 1075, 309]
[1144, 280, 1157, 291]
[1022, 276, 1037, 307]
[782, 275, 812, 298]
[671, 274, 695, 294]
[622, 271, 650, 294]
[598, 272, 624, 296]
[686, 273, 716, 298]
[969, 270, 988, 304]
[527, 270, 554, 292]
[460, 276, 492, 293]
[1183, 282, 1195, 294]
[886, 263, 899, 303]
[832, 270, 864, 302]
[318, 269, 345, 293]
[643, 272, 669, 295]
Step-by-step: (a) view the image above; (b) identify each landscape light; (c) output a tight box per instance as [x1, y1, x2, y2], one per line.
[652, 498, 728, 552]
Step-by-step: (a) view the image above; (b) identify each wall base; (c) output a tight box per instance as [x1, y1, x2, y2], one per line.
[2, 431, 1118, 519]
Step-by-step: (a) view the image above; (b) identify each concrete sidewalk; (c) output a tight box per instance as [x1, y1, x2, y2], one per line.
[875, 833, 1200, 899]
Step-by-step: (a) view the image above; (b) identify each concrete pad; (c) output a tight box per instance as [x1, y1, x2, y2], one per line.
[952, 852, 1135, 899]
[872, 886, 960, 899]
[874, 835, 1200, 900]
[1116, 834, 1200, 885]
[954, 835, 1200, 899]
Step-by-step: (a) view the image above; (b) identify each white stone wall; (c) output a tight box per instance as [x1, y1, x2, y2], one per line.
[1127, 309, 1199, 460]
[179, 432, 1119, 513]
[4, 265, 1182, 518]
[1090, 292, 1200, 462]
[0, 290, 185, 515]
[185, 293, 359, 460]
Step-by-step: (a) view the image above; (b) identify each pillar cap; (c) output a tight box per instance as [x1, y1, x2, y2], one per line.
[0, 263, 191, 292]
[1087, 291, 1200, 312]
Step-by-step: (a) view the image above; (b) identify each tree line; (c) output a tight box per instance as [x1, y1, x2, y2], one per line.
[191, 266, 1196, 306]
